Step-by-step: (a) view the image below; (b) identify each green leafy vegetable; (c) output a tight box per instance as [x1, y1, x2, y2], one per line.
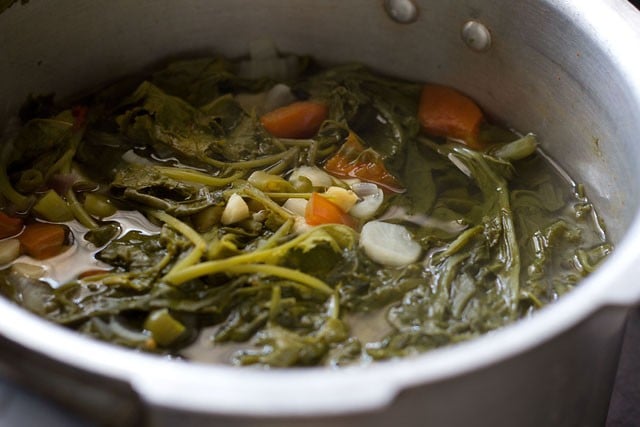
[0, 49, 611, 367]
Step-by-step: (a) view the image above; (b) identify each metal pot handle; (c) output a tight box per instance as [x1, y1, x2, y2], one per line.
[0, 335, 145, 426]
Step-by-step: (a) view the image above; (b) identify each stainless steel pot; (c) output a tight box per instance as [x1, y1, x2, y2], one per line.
[1, 1, 640, 426]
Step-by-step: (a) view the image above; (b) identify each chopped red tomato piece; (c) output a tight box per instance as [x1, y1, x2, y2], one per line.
[324, 132, 404, 193]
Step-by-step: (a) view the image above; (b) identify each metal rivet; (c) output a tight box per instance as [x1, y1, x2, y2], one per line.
[461, 20, 492, 52]
[384, 0, 418, 24]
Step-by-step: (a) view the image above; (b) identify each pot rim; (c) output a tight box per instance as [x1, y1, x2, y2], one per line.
[1, 219, 638, 417]
[1, 0, 640, 418]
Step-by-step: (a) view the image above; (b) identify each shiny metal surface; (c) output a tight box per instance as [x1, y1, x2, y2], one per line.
[1, 1, 640, 425]
[461, 20, 492, 52]
[384, 0, 419, 24]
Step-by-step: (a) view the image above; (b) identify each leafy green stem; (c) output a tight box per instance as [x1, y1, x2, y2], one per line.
[432, 225, 483, 264]
[237, 184, 294, 220]
[0, 168, 30, 210]
[202, 147, 299, 170]
[156, 167, 244, 187]
[165, 224, 354, 285]
[226, 264, 333, 295]
[149, 210, 207, 282]
[257, 218, 294, 251]
[66, 189, 98, 229]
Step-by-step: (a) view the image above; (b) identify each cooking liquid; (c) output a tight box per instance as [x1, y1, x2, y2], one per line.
[0, 145, 611, 366]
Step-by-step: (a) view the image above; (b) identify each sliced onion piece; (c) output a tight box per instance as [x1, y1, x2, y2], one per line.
[359, 221, 421, 267]
[283, 198, 308, 216]
[350, 182, 384, 219]
[122, 149, 156, 166]
[289, 166, 333, 188]
[263, 84, 296, 113]
[282, 199, 313, 234]
[238, 84, 297, 116]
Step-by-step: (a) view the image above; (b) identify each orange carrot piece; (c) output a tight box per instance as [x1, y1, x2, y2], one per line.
[0, 212, 23, 239]
[325, 132, 404, 193]
[418, 84, 485, 149]
[305, 192, 355, 227]
[260, 101, 328, 138]
[18, 223, 66, 260]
